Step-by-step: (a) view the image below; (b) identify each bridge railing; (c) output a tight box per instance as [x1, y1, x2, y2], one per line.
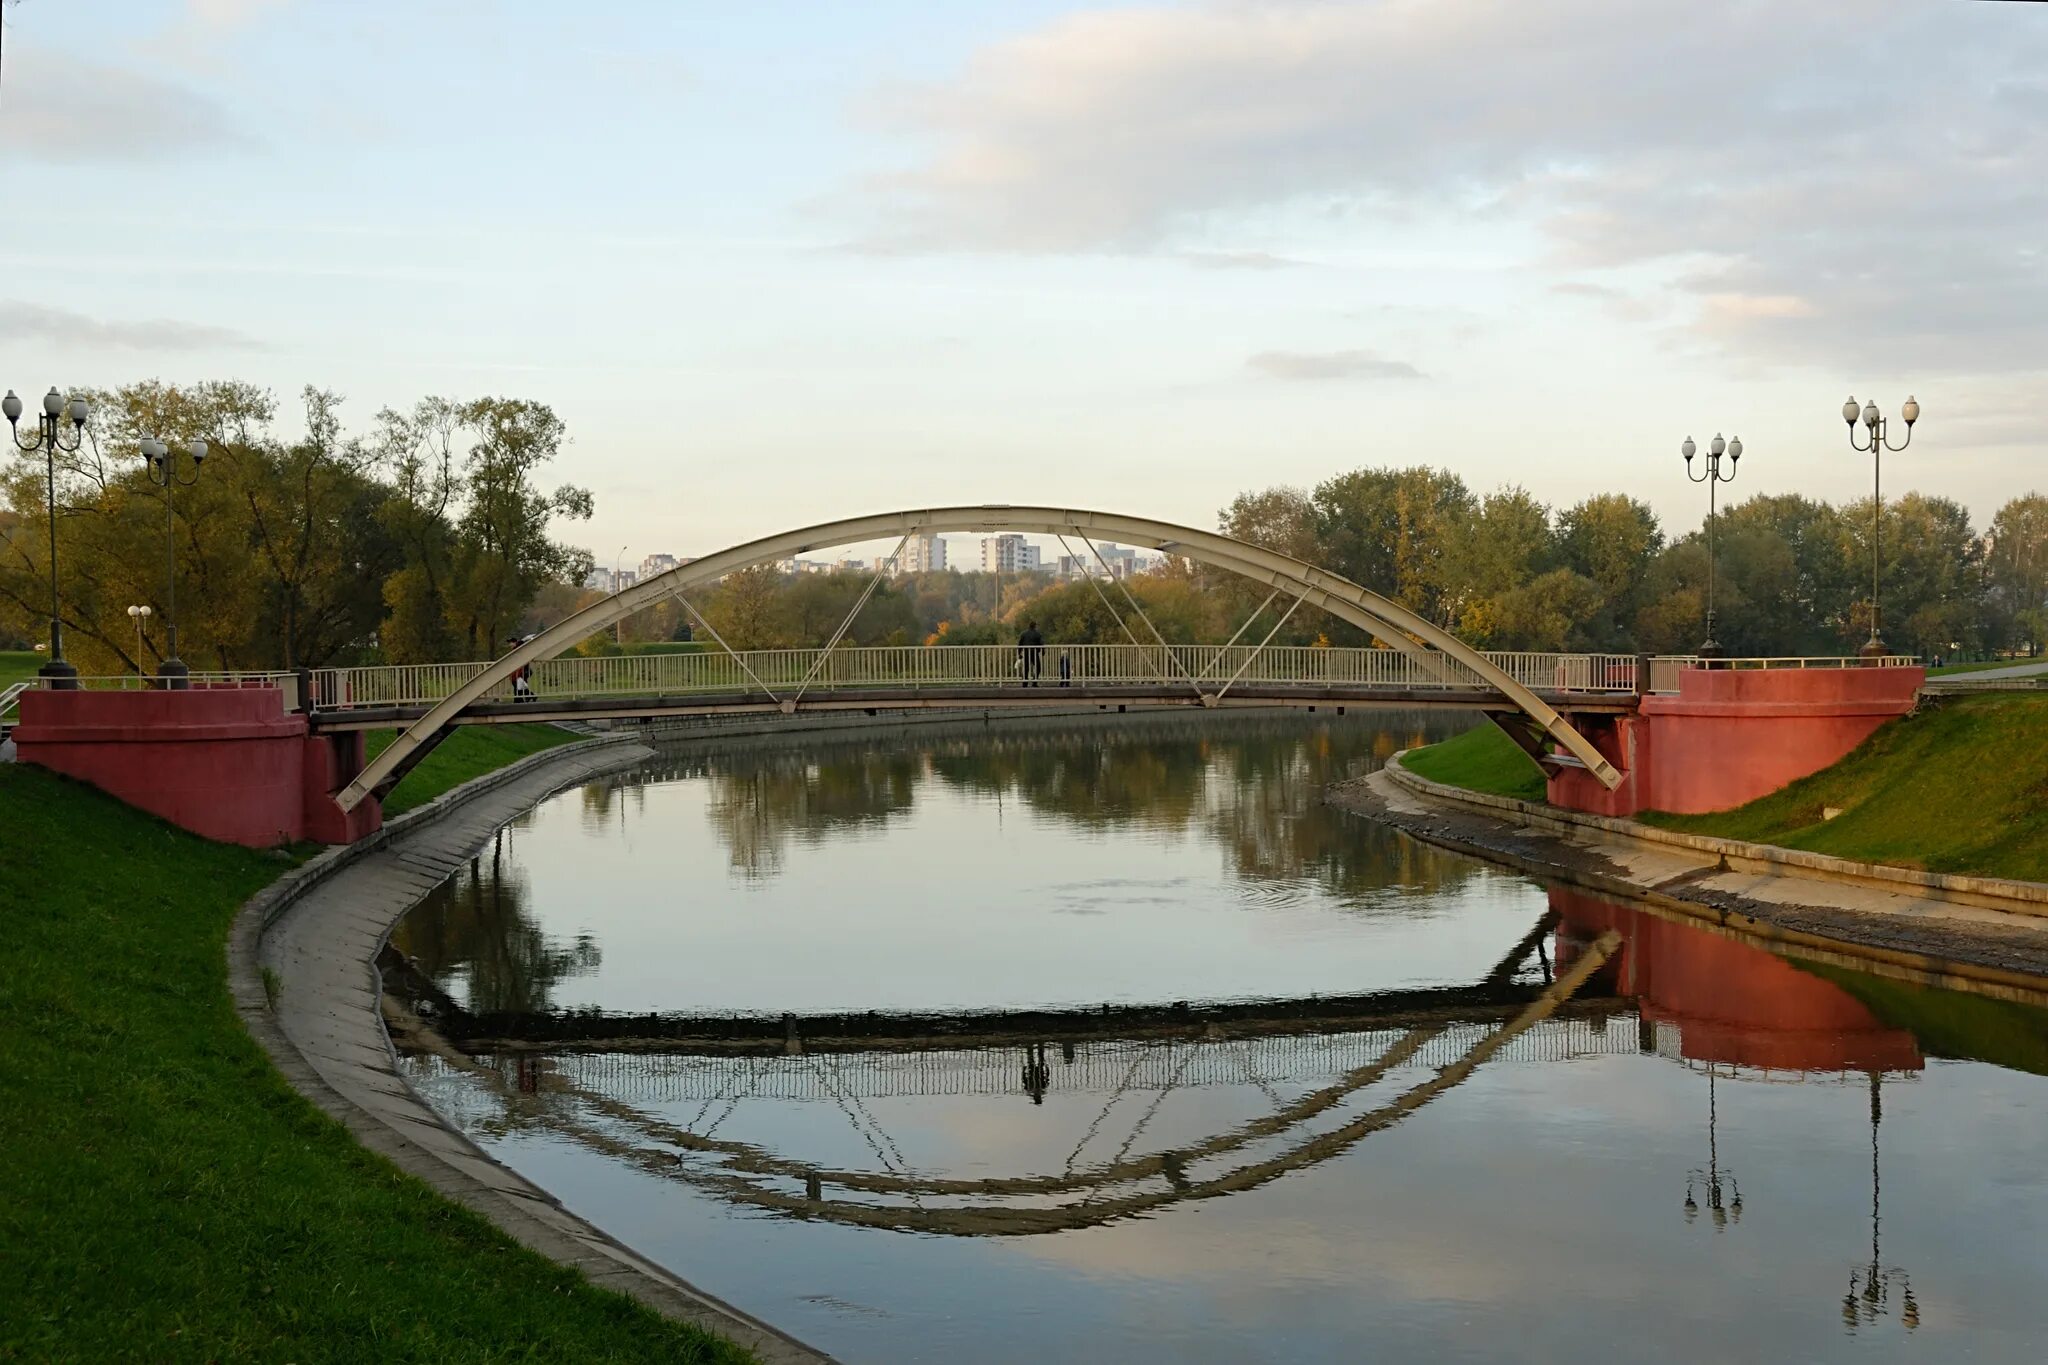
[1644, 655, 1921, 694]
[304, 645, 1647, 711]
[18, 671, 303, 710]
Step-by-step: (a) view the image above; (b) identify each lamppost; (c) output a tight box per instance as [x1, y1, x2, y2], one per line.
[1681, 432, 1743, 658]
[1681, 1063, 1743, 1230]
[126, 604, 153, 672]
[141, 436, 208, 685]
[1842, 1071, 1918, 1333]
[1842, 395, 1920, 659]
[612, 544, 628, 646]
[3, 386, 91, 688]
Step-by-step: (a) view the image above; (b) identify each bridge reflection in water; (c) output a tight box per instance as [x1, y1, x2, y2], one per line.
[392, 887, 1926, 1240]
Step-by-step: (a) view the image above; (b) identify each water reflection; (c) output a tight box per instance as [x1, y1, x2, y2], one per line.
[389, 717, 2048, 1363]
[391, 827, 601, 1015]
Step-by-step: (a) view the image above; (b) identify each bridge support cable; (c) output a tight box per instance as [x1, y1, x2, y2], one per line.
[1480, 909, 1565, 990]
[788, 531, 912, 709]
[1192, 590, 1281, 686]
[1208, 589, 1310, 707]
[1055, 532, 1176, 688]
[1080, 532, 1209, 701]
[669, 588, 782, 705]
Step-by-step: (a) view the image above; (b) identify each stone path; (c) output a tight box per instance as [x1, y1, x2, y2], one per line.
[236, 739, 833, 1365]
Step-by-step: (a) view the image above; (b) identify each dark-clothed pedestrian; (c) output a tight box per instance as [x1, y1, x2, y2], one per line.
[1018, 621, 1045, 686]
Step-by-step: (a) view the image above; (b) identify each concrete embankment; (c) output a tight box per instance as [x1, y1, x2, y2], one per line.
[229, 734, 834, 1365]
[1330, 755, 2048, 1000]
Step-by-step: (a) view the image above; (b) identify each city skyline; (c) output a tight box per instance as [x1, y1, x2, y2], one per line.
[3, 1, 2043, 564]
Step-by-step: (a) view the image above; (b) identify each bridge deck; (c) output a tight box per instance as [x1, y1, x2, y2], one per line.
[312, 680, 1637, 730]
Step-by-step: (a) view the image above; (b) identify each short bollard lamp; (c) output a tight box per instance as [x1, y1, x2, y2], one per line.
[1681, 432, 1742, 658]
[142, 435, 208, 685]
[4, 386, 91, 688]
[126, 604, 154, 672]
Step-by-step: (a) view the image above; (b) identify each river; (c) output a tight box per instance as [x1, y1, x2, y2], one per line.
[390, 713, 2048, 1363]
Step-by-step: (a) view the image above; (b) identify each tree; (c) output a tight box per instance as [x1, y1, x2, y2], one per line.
[1310, 466, 1473, 629]
[704, 566, 790, 649]
[1556, 494, 1663, 648]
[1988, 494, 2048, 655]
[1439, 485, 1554, 645]
[444, 397, 593, 657]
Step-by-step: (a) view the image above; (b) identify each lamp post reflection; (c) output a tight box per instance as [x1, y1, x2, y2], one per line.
[1843, 1070, 1918, 1333]
[1682, 1063, 1742, 1229]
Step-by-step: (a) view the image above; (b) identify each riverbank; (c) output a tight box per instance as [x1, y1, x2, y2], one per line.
[1330, 754, 2048, 996]
[0, 748, 753, 1361]
[365, 722, 579, 815]
[1397, 694, 2048, 882]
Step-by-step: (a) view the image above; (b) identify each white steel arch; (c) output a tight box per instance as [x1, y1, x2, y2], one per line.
[336, 506, 1621, 810]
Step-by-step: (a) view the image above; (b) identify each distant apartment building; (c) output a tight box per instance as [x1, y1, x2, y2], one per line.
[583, 567, 614, 592]
[639, 552, 679, 581]
[888, 534, 947, 575]
[1055, 543, 1139, 580]
[613, 568, 639, 590]
[980, 534, 1042, 574]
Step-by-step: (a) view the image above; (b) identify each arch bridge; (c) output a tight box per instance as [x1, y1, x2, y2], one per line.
[333, 506, 1629, 812]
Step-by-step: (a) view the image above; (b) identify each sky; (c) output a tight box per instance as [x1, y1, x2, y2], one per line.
[2, 0, 2045, 568]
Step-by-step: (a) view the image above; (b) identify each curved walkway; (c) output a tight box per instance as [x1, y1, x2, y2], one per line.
[229, 736, 832, 1365]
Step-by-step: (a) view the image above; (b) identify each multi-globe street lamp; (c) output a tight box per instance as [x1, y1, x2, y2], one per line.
[1842, 395, 1920, 659]
[142, 436, 208, 685]
[1681, 432, 1742, 658]
[3, 386, 91, 687]
[126, 604, 153, 672]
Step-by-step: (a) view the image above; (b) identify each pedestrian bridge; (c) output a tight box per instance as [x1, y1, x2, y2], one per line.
[328, 504, 1646, 809]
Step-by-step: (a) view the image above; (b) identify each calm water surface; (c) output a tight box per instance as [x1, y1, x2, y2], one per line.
[393, 714, 2048, 1364]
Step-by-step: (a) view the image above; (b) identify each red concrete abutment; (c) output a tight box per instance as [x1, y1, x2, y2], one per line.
[1547, 664, 1925, 817]
[12, 686, 382, 847]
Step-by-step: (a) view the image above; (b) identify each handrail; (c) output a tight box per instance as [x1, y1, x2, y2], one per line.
[0, 680, 30, 727]
[302, 646, 1650, 711]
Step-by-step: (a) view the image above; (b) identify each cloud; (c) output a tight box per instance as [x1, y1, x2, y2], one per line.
[851, 1, 2048, 374]
[1181, 250, 1309, 271]
[0, 302, 262, 352]
[187, 0, 286, 25]
[1248, 349, 1423, 382]
[0, 51, 252, 161]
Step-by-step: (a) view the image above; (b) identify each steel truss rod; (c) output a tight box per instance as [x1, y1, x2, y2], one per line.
[1055, 532, 1167, 684]
[1081, 531, 1207, 700]
[1210, 588, 1309, 705]
[1193, 589, 1280, 685]
[670, 587, 782, 703]
[789, 530, 912, 707]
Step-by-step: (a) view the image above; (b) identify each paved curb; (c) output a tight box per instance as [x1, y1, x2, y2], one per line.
[1381, 751, 2048, 917]
[227, 734, 834, 1365]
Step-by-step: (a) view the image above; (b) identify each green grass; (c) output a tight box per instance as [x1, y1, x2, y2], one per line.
[1400, 721, 1548, 801]
[1797, 961, 2048, 1076]
[0, 762, 749, 1363]
[1640, 693, 2048, 881]
[1929, 657, 2044, 676]
[0, 649, 42, 691]
[365, 723, 581, 816]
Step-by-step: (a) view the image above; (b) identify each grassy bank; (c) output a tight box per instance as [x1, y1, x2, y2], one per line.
[1640, 693, 2048, 881]
[0, 760, 747, 1361]
[0, 649, 40, 691]
[1399, 722, 1547, 801]
[365, 722, 581, 815]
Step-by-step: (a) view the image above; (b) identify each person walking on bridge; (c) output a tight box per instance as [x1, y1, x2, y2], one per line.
[1017, 620, 1045, 686]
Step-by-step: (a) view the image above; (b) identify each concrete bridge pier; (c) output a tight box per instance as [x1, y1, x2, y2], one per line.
[12, 686, 381, 847]
[1545, 664, 1925, 817]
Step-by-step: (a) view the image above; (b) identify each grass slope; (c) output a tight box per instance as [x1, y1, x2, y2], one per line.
[1400, 721, 1547, 801]
[0, 762, 747, 1363]
[1641, 693, 2048, 881]
[365, 723, 580, 816]
[0, 649, 42, 691]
